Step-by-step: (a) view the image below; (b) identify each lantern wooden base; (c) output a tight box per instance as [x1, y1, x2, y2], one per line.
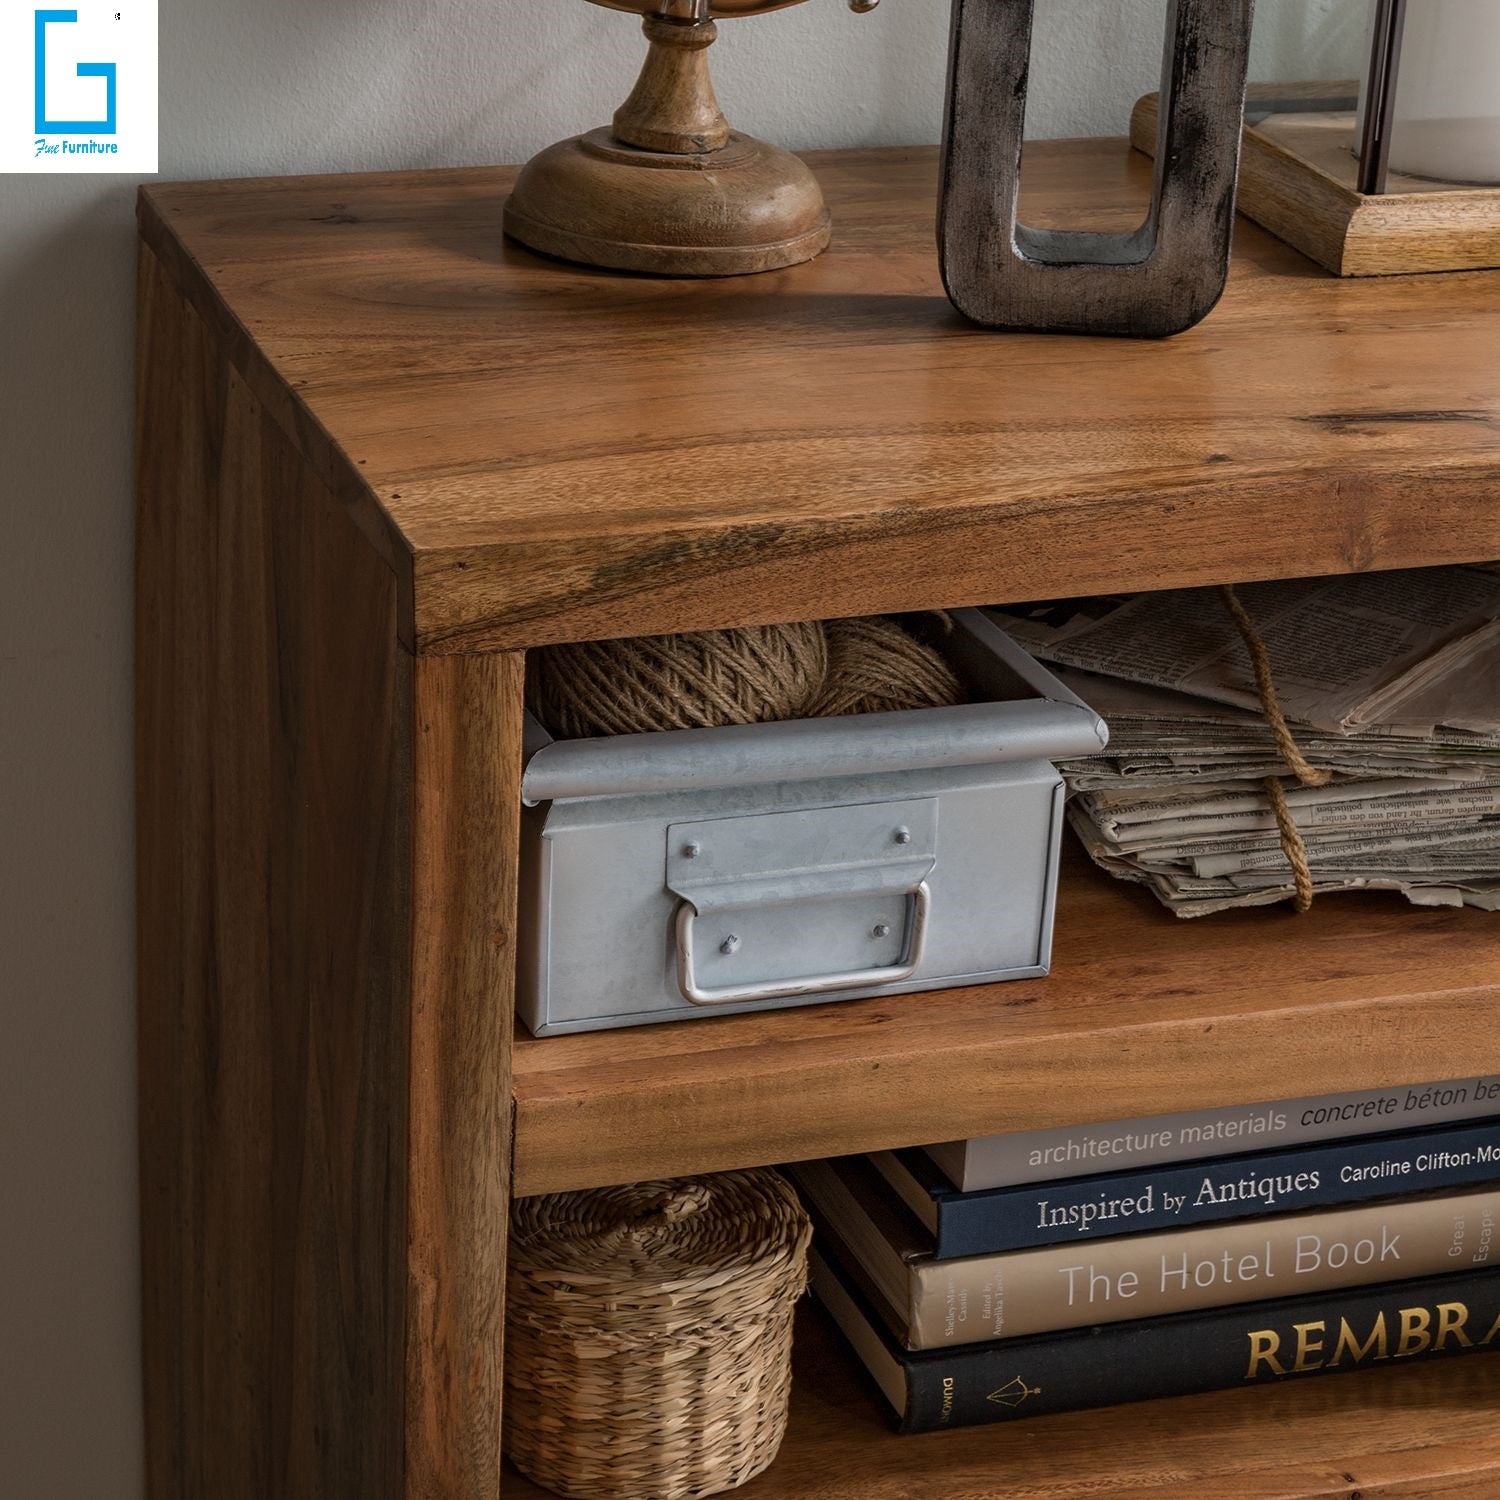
[1132, 81, 1500, 278]
[503, 128, 830, 278]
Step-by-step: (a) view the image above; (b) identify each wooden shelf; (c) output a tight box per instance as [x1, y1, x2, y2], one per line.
[513, 852, 1500, 1197]
[501, 1301, 1500, 1499]
[137, 141, 1500, 1500]
[139, 142, 1500, 655]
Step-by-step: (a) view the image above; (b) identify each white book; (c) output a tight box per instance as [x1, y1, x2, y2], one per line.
[927, 1076, 1500, 1192]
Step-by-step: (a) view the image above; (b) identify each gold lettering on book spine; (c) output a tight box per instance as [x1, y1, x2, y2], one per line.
[1244, 1300, 1490, 1379]
[1291, 1321, 1325, 1372]
[1330, 1310, 1389, 1368]
[1244, 1328, 1285, 1378]
[1397, 1306, 1433, 1358]
[1436, 1302, 1475, 1350]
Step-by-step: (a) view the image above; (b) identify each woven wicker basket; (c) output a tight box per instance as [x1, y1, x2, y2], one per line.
[505, 1169, 812, 1500]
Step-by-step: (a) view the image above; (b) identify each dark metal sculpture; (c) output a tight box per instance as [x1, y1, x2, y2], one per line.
[939, 0, 1257, 337]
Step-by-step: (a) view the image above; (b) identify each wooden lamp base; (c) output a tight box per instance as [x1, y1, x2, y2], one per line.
[504, 12, 830, 276]
[504, 127, 831, 277]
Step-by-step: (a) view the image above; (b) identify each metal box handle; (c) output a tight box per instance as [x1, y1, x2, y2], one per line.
[674, 882, 931, 1006]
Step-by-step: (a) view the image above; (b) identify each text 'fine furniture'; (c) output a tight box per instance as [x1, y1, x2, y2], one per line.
[137, 141, 1500, 1499]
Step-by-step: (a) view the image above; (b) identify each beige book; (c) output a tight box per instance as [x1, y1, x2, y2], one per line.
[788, 1156, 1500, 1350]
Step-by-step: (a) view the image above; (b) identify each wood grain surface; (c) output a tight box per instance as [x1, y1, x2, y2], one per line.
[139, 245, 525, 1500]
[613, 12, 731, 153]
[504, 1302, 1500, 1499]
[511, 850, 1500, 1197]
[138, 143, 1500, 654]
[1133, 84, 1500, 278]
[405, 652, 524, 1498]
[137, 246, 411, 1498]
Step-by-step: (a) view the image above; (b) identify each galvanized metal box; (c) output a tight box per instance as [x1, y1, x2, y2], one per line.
[517, 610, 1107, 1036]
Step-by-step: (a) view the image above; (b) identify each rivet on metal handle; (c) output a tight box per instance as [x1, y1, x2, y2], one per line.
[674, 883, 930, 1006]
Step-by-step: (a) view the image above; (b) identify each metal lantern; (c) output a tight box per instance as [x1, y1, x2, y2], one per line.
[1358, 0, 1407, 193]
[1360, 0, 1500, 191]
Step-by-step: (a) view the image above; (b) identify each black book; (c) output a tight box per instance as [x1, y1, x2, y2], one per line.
[810, 1240, 1500, 1433]
[873, 1117, 1500, 1259]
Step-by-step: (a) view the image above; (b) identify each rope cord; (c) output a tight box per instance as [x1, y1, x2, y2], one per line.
[1218, 584, 1332, 913]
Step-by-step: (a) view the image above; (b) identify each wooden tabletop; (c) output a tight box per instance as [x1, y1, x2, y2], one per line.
[140, 142, 1500, 654]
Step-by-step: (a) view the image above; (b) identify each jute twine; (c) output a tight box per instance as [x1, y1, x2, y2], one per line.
[809, 616, 966, 718]
[1219, 584, 1334, 914]
[505, 1170, 812, 1500]
[529, 615, 962, 740]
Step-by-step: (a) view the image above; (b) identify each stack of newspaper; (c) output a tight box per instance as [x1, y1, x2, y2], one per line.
[991, 567, 1500, 916]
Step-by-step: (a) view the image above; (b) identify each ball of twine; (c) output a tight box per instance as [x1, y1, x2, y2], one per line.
[528, 621, 829, 739]
[530, 614, 963, 739]
[808, 615, 966, 718]
[505, 1170, 812, 1500]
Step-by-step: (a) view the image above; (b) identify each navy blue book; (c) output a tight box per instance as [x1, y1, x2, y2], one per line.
[871, 1117, 1500, 1259]
[809, 1242, 1500, 1434]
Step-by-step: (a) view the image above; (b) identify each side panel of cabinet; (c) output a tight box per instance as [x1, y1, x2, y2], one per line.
[137, 241, 524, 1498]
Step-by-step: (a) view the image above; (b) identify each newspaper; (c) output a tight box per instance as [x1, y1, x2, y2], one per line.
[1065, 803, 1500, 915]
[989, 570, 1500, 918]
[1000, 568, 1500, 735]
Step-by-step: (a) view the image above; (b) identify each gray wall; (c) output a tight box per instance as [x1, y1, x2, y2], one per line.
[0, 1, 1363, 1493]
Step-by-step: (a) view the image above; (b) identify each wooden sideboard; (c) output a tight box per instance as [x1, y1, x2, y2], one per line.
[136, 141, 1500, 1499]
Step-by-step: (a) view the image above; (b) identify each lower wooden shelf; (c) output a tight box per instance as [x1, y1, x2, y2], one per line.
[506, 855, 1500, 1496]
[512, 853, 1500, 1197]
[504, 1300, 1500, 1499]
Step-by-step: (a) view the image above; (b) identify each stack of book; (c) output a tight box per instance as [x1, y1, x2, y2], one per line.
[788, 1076, 1500, 1432]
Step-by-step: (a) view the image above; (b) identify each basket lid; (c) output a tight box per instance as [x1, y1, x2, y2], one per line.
[508, 1171, 810, 1333]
